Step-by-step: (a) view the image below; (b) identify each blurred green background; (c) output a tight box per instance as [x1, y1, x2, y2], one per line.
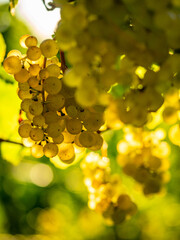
[0, 2, 180, 240]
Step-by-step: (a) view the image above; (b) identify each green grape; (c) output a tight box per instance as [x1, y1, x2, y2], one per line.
[29, 101, 43, 116]
[26, 111, 34, 121]
[44, 77, 62, 95]
[46, 93, 65, 111]
[62, 129, 75, 143]
[25, 36, 38, 47]
[66, 105, 78, 118]
[43, 142, 59, 158]
[52, 133, 64, 144]
[27, 46, 42, 61]
[17, 89, 33, 100]
[117, 194, 132, 210]
[63, 69, 82, 87]
[46, 64, 61, 77]
[43, 111, 59, 124]
[79, 131, 96, 148]
[77, 108, 90, 121]
[143, 177, 161, 195]
[18, 82, 29, 91]
[7, 49, 22, 58]
[162, 106, 178, 124]
[58, 143, 75, 163]
[47, 122, 64, 138]
[88, 133, 103, 151]
[60, 83, 75, 98]
[111, 207, 126, 224]
[3, 56, 22, 74]
[19, 34, 30, 48]
[28, 76, 39, 88]
[39, 69, 49, 79]
[30, 128, 44, 141]
[40, 39, 59, 58]
[66, 118, 82, 135]
[21, 99, 32, 112]
[14, 68, 30, 83]
[31, 144, 44, 158]
[33, 115, 45, 127]
[28, 64, 41, 76]
[83, 112, 104, 131]
[18, 123, 31, 138]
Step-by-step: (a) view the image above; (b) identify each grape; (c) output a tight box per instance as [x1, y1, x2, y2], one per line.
[3, 56, 22, 74]
[19, 34, 30, 48]
[88, 133, 103, 151]
[66, 105, 78, 118]
[40, 39, 59, 58]
[44, 77, 62, 95]
[46, 94, 65, 111]
[62, 129, 75, 143]
[17, 89, 33, 100]
[21, 99, 32, 112]
[31, 144, 44, 158]
[14, 68, 30, 83]
[28, 76, 39, 88]
[43, 142, 59, 158]
[18, 123, 31, 138]
[27, 46, 41, 61]
[18, 82, 29, 91]
[43, 111, 59, 124]
[29, 101, 43, 116]
[7, 50, 22, 58]
[58, 143, 75, 163]
[47, 122, 64, 138]
[39, 69, 49, 79]
[46, 64, 61, 77]
[83, 112, 104, 131]
[25, 36, 38, 47]
[79, 131, 96, 148]
[33, 115, 45, 127]
[28, 64, 41, 76]
[66, 118, 82, 135]
[30, 128, 44, 141]
[117, 194, 132, 210]
[52, 133, 64, 144]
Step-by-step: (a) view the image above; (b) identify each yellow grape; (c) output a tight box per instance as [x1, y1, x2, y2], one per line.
[30, 128, 44, 141]
[18, 123, 31, 138]
[25, 36, 38, 47]
[14, 68, 30, 83]
[44, 77, 62, 95]
[31, 144, 44, 158]
[43, 142, 59, 158]
[3, 56, 22, 74]
[27, 46, 41, 61]
[40, 39, 59, 58]
[66, 118, 82, 135]
[58, 143, 75, 163]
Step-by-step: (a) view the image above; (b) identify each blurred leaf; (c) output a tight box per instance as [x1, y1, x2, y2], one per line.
[109, 83, 128, 98]
[0, 4, 30, 54]
[0, 33, 6, 63]
[0, 65, 14, 84]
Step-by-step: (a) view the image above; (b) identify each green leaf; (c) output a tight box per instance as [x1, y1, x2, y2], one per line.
[0, 33, 6, 64]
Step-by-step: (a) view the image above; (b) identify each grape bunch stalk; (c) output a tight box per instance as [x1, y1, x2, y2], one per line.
[3, 35, 105, 163]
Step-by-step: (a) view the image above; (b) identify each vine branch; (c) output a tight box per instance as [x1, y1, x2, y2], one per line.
[0, 138, 23, 146]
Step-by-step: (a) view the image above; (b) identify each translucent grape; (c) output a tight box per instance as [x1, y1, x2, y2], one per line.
[18, 123, 31, 138]
[30, 128, 44, 141]
[14, 68, 30, 83]
[31, 144, 44, 158]
[25, 36, 38, 47]
[33, 115, 45, 127]
[46, 94, 65, 111]
[44, 77, 62, 95]
[29, 101, 43, 116]
[46, 64, 61, 77]
[40, 39, 59, 58]
[27, 46, 41, 61]
[58, 143, 75, 163]
[3, 56, 22, 74]
[43, 142, 59, 158]
[66, 118, 82, 135]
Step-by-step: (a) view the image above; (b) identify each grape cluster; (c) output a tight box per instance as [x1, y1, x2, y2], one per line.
[117, 127, 170, 195]
[81, 152, 137, 224]
[3, 35, 104, 161]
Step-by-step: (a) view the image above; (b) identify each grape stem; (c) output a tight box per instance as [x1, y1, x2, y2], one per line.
[0, 138, 23, 146]
[42, 57, 47, 111]
[60, 51, 67, 73]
